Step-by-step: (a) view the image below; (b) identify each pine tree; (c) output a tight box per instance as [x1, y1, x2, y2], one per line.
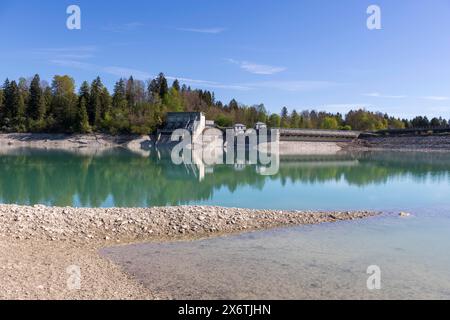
[172, 79, 180, 92]
[281, 107, 289, 128]
[88, 77, 103, 126]
[0, 84, 5, 124]
[148, 73, 169, 101]
[3, 79, 27, 131]
[0, 88, 3, 112]
[28, 74, 44, 120]
[126, 76, 136, 109]
[77, 97, 91, 133]
[157, 73, 168, 98]
[98, 87, 111, 126]
[15, 93, 26, 131]
[229, 99, 239, 111]
[3, 81, 23, 129]
[290, 110, 300, 128]
[3, 79, 13, 121]
[79, 81, 90, 103]
[112, 79, 127, 110]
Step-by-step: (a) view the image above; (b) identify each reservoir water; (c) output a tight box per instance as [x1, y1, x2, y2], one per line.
[1, 148, 449, 211]
[3, 148, 450, 299]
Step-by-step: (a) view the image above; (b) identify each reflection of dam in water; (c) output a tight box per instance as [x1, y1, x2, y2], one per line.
[155, 145, 280, 181]
[0, 148, 449, 208]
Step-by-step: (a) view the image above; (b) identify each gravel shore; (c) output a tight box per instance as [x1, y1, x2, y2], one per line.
[0, 133, 151, 154]
[352, 135, 450, 152]
[0, 205, 378, 300]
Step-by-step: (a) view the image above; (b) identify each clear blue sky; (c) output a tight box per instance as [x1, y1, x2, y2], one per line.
[1, 0, 450, 118]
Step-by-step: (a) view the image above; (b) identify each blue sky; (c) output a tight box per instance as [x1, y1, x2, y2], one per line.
[1, 0, 450, 118]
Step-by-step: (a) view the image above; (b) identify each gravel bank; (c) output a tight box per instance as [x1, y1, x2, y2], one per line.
[352, 135, 450, 152]
[262, 141, 347, 155]
[0, 133, 150, 151]
[1, 205, 378, 243]
[1, 133, 350, 156]
[0, 205, 379, 300]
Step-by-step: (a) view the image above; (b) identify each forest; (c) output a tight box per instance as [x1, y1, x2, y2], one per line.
[0, 73, 449, 134]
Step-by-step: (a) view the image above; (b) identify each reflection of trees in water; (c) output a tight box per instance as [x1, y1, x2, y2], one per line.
[278, 152, 450, 186]
[0, 149, 448, 207]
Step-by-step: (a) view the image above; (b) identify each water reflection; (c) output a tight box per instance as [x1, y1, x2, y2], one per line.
[0, 148, 449, 208]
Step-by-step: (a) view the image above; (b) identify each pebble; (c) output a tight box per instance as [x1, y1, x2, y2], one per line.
[399, 212, 412, 217]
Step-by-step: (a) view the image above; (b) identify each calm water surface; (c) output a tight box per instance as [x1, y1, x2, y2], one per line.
[1, 148, 450, 211]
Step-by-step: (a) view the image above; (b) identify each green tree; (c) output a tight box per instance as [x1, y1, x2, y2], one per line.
[345, 109, 388, 131]
[268, 114, 281, 128]
[215, 114, 233, 127]
[98, 87, 112, 126]
[15, 92, 26, 131]
[430, 117, 441, 128]
[165, 87, 183, 112]
[280, 107, 289, 128]
[172, 79, 181, 92]
[28, 74, 46, 121]
[50, 75, 77, 132]
[78, 81, 90, 104]
[320, 116, 339, 129]
[88, 77, 103, 126]
[76, 97, 91, 133]
[148, 73, 169, 101]
[3, 80, 26, 131]
[228, 99, 239, 111]
[290, 110, 301, 128]
[0, 88, 3, 114]
[112, 79, 127, 110]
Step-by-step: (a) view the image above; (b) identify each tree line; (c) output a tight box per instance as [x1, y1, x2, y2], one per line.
[0, 73, 448, 134]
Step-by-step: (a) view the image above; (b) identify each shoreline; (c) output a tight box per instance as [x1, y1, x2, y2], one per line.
[1, 133, 450, 155]
[0, 204, 379, 300]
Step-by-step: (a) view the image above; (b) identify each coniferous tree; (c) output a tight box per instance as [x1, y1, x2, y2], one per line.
[148, 73, 169, 101]
[88, 77, 103, 126]
[112, 79, 127, 110]
[126, 76, 136, 109]
[28, 74, 44, 120]
[78, 81, 90, 104]
[280, 107, 289, 128]
[156, 73, 168, 98]
[98, 87, 111, 126]
[15, 93, 26, 131]
[172, 79, 180, 92]
[290, 110, 300, 128]
[3, 79, 13, 122]
[229, 99, 239, 111]
[76, 97, 91, 133]
[4, 81, 21, 129]
[0, 88, 3, 113]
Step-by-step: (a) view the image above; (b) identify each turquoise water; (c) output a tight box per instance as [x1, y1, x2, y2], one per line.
[0, 148, 449, 211]
[102, 208, 450, 299]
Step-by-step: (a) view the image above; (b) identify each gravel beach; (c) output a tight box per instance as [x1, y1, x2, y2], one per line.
[0, 205, 379, 300]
